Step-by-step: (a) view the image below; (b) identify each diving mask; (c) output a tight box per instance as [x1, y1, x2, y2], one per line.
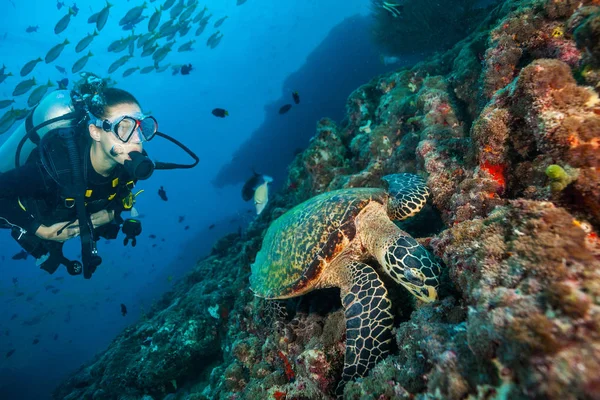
[90, 112, 158, 143]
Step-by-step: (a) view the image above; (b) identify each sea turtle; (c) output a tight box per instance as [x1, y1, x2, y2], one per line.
[250, 173, 441, 393]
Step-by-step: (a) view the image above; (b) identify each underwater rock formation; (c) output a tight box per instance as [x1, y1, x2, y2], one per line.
[55, 0, 600, 399]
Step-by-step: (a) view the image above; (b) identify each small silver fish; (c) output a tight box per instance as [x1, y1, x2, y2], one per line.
[169, 0, 185, 19]
[122, 66, 140, 77]
[72, 51, 94, 73]
[177, 40, 195, 52]
[162, 0, 176, 10]
[75, 31, 98, 53]
[96, 1, 113, 32]
[108, 55, 132, 74]
[45, 39, 70, 63]
[193, 6, 208, 23]
[54, 7, 75, 34]
[214, 16, 228, 28]
[120, 2, 148, 26]
[0, 109, 16, 134]
[87, 11, 100, 24]
[148, 8, 162, 32]
[0, 99, 15, 109]
[27, 80, 54, 108]
[179, 3, 197, 21]
[12, 77, 37, 97]
[140, 65, 155, 74]
[19, 57, 42, 77]
[155, 63, 170, 73]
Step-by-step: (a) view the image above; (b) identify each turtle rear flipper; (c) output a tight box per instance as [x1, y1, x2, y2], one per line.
[337, 261, 393, 396]
[382, 173, 430, 221]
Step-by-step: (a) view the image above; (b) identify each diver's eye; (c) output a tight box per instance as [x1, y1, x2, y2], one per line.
[404, 268, 424, 286]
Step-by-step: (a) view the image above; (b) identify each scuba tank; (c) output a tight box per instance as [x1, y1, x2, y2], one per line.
[0, 90, 80, 173]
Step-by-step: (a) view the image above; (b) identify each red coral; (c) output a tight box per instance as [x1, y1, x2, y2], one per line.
[480, 161, 506, 189]
[273, 391, 287, 400]
[277, 351, 295, 382]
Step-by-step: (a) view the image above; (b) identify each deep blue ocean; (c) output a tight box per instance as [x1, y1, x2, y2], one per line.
[0, 1, 403, 398]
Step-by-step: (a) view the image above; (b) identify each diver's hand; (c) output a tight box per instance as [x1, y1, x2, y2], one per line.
[90, 209, 114, 228]
[35, 221, 80, 242]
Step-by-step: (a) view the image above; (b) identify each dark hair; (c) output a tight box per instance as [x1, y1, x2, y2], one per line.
[71, 72, 140, 119]
[100, 88, 140, 119]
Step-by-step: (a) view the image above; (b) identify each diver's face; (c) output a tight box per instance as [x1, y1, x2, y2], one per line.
[89, 102, 144, 165]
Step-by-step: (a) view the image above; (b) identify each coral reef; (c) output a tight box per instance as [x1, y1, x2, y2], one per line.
[55, 1, 600, 399]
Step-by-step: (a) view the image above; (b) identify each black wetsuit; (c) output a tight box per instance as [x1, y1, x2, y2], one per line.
[0, 141, 132, 239]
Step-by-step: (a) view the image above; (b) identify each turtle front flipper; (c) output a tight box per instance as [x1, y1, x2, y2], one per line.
[337, 261, 394, 396]
[382, 173, 430, 221]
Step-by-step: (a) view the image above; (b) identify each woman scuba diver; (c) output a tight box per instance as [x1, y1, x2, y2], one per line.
[0, 72, 198, 278]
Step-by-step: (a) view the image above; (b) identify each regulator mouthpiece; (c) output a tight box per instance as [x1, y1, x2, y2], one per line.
[124, 151, 154, 180]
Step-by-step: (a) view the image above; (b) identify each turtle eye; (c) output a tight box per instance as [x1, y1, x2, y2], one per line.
[404, 268, 424, 286]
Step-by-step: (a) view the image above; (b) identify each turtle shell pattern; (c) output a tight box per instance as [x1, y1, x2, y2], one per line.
[251, 188, 388, 299]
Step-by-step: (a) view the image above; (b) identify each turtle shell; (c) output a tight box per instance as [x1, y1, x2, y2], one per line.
[250, 188, 387, 298]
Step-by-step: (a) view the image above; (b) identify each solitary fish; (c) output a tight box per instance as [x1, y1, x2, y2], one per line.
[214, 15, 228, 28]
[0, 109, 15, 134]
[254, 175, 273, 215]
[54, 7, 75, 34]
[27, 80, 55, 107]
[122, 66, 140, 77]
[108, 55, 132, 74]
[0, 99, 15, 109]
[158, 186, 168, 201]
[96, 1, 113, 32]
[278, 104, 292, 114]
[75, 31, 98, 53]
[72, 51, 93, 73]
[292, 91, 300, 104]
[237, 0, 248, 5]
[211, 108, 228, 118]
[25, 25, 39, 33]
[148, 7, 162, 32]
[177, 40, 195, 52]
[19, 57, 42, 77]
[12, 78, 37, 96]
[45, 39, 70, 63]
[55, 65, 66, 74]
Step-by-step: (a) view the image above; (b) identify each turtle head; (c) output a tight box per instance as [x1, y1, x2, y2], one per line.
[399, 266, 440, 303]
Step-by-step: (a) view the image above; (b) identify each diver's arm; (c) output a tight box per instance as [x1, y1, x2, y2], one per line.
[0, 162, 54, 199]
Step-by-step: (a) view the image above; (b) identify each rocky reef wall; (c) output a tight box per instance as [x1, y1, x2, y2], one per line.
[54, 1, 600, 399]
